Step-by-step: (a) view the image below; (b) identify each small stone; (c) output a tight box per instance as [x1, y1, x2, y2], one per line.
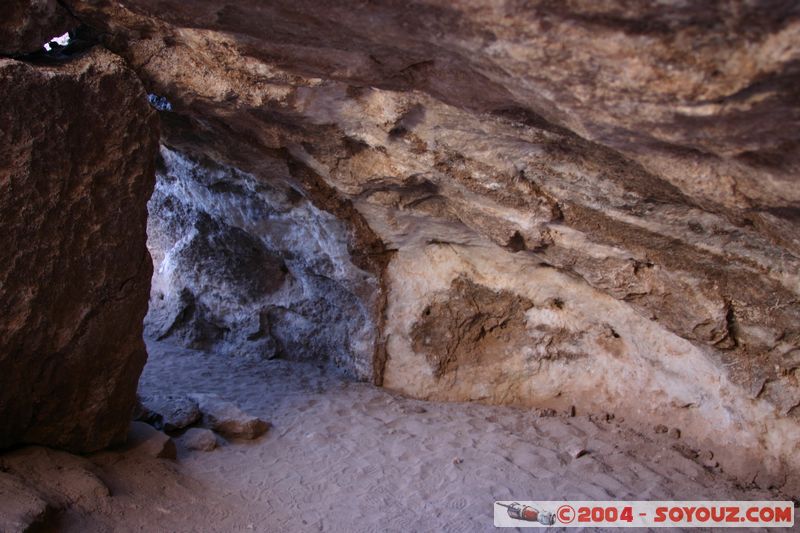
[132, 394, 150, 421]
[400, 404, 427, 414]
[189, 393, 269, 439]
[139, 394, 201, 431]
[564, 439, 589, 459]
[126, 421, 177, 459]
[668, 427, 681, 439]
[654, 424, 668, 434]
[569, 447, 589, 459]
[452, 456, 463, 464]
[180, 428, 217, 451]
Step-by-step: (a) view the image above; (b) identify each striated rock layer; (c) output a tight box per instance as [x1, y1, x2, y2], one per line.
[0, 48, 158, 452]
[64, 0, 800, 488]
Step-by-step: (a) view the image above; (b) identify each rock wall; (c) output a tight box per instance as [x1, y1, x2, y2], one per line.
[62, 0, 800, 488]
[0, 0, 75, 55]
[146, 145, 384, 380]
[0, 48, 158, 452]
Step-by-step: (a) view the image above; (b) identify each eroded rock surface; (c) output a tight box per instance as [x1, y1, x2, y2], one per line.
[0, 48, 158, 452]
[60, 0, 800, 487]
[146, 146, 385, 379]
[137, 394, 201, 431]
[412, 276, 534, 378]
[0, 0, 75, 55]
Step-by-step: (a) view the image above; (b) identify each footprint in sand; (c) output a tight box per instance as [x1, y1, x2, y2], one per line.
[446, 495, 468, 510]
[297, 399, 318, 412]
[363, 490, 389, 508]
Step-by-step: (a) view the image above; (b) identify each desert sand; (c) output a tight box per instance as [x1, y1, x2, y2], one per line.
[2, 339, 786, 532]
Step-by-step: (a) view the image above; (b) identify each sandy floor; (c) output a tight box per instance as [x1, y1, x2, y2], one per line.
[4, 339, 787, 532]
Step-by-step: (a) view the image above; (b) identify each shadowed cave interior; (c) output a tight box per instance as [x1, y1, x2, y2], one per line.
[1, 1, 799, 531]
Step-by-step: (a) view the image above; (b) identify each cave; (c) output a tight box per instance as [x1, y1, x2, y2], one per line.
[1, 1, 799, 530]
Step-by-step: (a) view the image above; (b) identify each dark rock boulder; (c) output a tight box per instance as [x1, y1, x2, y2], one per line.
[0, 0, 75, 55]
[0, 48, 158, 452]
[137, 394, 201, 431]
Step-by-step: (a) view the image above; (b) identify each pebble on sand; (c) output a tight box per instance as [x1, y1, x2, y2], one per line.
[180, 428, 218, 452]
[189, 393, 270, 439]
[127, 421, 177, 460]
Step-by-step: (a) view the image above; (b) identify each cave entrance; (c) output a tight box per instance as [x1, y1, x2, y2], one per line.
[143, 145, 380, 380]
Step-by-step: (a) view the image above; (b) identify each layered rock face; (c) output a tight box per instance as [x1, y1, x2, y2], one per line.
[0, 48, 158, 451]
[61, 0, 800, 487]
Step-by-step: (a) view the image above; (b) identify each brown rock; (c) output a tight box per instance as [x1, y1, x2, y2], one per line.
[180, 428, 217, 452]
[0, 0, 75, 55]
[0, 447, 111, 513]
[138, 394, 202, 431]
[0, 472, 52, 533]
[126, 421, 177, 460]
[566, 440, 590, 459]
[68, 0, 800, 210]
[411, 276, 533, 378]
[189, 393, 270, 439]
[0, 48, 158, 452]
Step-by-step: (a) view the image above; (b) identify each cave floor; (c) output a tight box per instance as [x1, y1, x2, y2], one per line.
[52, 340, 780, 531]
